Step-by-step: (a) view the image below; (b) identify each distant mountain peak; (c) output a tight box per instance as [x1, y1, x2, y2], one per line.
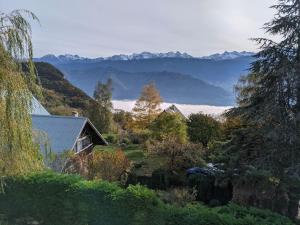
[60, 54, 86, 60]
[36, 51, 254, 64]
[105, 51, 193, 61]
[201, 51, 255, 61]
[38, 54, 89, 63]
[36, 52, 194, 63]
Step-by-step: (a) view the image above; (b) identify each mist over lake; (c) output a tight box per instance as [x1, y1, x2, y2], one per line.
[112, 100, 232, 117]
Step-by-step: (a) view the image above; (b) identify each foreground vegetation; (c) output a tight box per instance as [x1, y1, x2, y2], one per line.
[0, 172, 294, 225]
[0, 10, 43, 178]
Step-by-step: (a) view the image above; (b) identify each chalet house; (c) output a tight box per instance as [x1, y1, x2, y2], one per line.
[163, 104, 186, 119]
[31, 97, 107, 155]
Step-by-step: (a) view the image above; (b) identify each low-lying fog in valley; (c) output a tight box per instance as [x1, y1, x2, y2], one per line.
[112, 100, 232, 117]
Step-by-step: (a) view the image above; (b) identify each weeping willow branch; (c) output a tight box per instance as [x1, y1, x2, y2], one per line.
[0, 46, 43, 177]
[0, 9, 41, 95]
[0, 10, 43, 180]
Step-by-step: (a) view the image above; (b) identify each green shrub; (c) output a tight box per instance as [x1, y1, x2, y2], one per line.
[128, 131, 151, 144]
[120, 137, 131, 145]
[156, 188, 197, 207]
[106, 134, 117, 144]
[0, 172, 294, 225]
[147, 137, 205, 170]
[215, 204, 295, 225]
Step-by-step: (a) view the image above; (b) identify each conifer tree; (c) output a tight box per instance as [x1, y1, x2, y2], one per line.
[228, 0, 300, 175]
[132, 82, 162, 130]
[88, 79, 114, 133]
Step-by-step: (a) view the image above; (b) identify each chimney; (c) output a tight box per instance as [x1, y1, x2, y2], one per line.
[72, 111, 79, 117]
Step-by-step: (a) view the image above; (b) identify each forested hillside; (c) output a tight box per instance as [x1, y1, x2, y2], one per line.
[30, 62, 94, 115]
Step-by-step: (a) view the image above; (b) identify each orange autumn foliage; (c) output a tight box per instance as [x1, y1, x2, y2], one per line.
[88, 149, 131, 182]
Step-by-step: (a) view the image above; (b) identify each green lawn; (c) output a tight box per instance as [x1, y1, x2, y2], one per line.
[94, 144, 145, 162]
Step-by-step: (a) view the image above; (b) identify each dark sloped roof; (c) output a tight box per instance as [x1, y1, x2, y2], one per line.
[32, 114, 107, 154]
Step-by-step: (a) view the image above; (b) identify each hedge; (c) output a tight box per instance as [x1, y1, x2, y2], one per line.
[0, 172, 294, 225]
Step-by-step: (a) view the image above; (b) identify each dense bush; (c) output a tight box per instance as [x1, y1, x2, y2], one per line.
[113, 110, 133, 131]
[128, 168, 187, 190]
[88, 150, 131, 183]
[156, 188, 197, 207]
[0, 172, 294, 225]
[205, 140, 229, 163]
[128, 130, 151, 144]
[147, 137, 205, 170]
[119, 137, 131, 146]
[106, 134, 117, 144]
[188, 173, 233, 206]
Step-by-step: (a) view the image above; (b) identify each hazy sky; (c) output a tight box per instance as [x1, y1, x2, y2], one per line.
[0, 0, 276, 57]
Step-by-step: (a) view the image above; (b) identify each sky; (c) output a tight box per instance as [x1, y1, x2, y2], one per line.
[0, 0, 277, 58]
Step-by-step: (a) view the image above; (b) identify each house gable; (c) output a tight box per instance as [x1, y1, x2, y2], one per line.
[32, 115, 107, 155]
[163, 104, 186, 119]
[72, 119, 108, 153]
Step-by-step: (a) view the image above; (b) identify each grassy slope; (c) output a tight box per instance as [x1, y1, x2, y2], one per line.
[95, 144, 145, 162]
[34, 62, 94, 115]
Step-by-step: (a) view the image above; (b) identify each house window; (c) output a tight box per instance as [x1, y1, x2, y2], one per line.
[76, 135, 91, 152]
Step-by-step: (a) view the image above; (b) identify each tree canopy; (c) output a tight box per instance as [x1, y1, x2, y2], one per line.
[149, 112, 187, 143]
[132, 82, 162, 130]
[227, 0, 300, 176]
[88, 79, 114, 133]
[187, 113, 221, 147]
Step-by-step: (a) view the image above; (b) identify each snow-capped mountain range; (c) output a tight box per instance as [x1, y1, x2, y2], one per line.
[108, 51, 194, 60]
[36, 51, 255, 64]
[34, 50, 255, 106]
[201, 51, 255, 60]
